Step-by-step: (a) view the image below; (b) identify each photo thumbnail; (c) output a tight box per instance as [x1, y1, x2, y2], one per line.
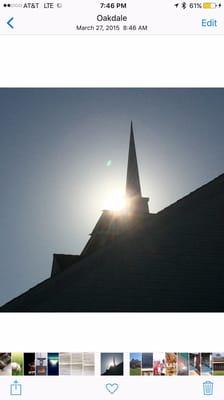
[101, 353, 123, 376]
[11, 353, 24, 376]
[24, 353, 35, 376]
[212, 353, 224, 376]
[177, 353, 189, 376]
[35, 353, 47, 376]
[189, 353, 201, 376]
[153, 353, 166, 376]
[165, 353, 177, 376]
[59, 353, 95, 376]
[48, 353, 59, 376]
[0, 353, 11, 376]
[201, 353, 212, 376]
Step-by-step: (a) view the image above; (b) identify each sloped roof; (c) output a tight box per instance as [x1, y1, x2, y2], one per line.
[1, 173, 224, 312]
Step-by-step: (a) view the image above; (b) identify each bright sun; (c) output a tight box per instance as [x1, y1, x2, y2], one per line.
[103, 190, 126, 211]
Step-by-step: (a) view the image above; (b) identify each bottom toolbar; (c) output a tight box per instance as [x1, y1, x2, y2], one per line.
[0, 377, 223, 399]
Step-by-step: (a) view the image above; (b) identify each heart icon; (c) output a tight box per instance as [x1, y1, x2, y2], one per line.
[106, 383, 119, 394]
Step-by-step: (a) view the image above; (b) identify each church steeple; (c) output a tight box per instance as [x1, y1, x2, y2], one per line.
[126, 122, 149, 215]
[53, 122, 150, 269]
[126, 121, 142, 198]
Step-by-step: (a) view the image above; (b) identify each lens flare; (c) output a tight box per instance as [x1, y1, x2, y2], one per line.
[103, 190, 126, 211]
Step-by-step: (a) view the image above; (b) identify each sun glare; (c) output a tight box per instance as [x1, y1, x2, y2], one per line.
[103, 190, 126, 212]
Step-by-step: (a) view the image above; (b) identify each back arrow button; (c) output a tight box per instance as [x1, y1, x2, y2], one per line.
[7, 17, 14, 29]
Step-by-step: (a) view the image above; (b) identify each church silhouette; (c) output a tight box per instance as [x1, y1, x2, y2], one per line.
[1, 122, 224, 311]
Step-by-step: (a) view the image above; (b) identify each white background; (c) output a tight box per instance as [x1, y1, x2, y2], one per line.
[0, 312, 223, 350]
[0, 36, 224, 87]
[0, 35, 224, 352]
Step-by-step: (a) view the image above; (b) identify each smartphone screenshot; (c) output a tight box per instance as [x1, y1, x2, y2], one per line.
[0, 1, 223, 399]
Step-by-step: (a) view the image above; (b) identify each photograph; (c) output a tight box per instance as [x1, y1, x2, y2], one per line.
[153, 352, 166, 376]
[212, 353, 224, 376]
[142, 353, 153, 376]
[0, 353, 11, 376]
[24, 353, 36, 376]
[189, 353, 201, 376]
[201, 353, 212, 376]
[47, 353, 59, 376]
[71, 353, 82, 375]
[130, 353, 141, 376]
[11, 352, 24, 376]
[177, 353, 189, 376]
[82, 353, 95, 376]
[165, 353, 177, 376]
[59, 353, 72, 375]
[63, 352, 95, 376]
[0, 88, 223, 312]
[35, 353, 47, 376]
[101, 353, 123, 376]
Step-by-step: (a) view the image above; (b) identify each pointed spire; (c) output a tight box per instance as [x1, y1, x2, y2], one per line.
[113, 355, 116, 367]
[126, 121, 142, 198]
[126, 121, 149, 215]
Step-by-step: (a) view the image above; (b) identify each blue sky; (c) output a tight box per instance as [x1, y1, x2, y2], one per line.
[130, 353, 142, 361]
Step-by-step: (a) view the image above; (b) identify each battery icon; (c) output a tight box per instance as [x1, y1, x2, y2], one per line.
[203, 2, 217, 8]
